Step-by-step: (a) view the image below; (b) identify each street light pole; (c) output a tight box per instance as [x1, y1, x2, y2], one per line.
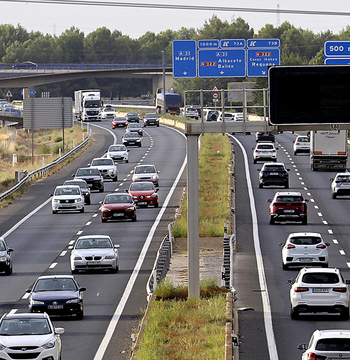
[162, 50, 166, 116]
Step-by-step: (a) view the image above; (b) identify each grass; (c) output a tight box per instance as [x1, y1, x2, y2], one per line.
[134, 279, 229, 360]
[172, 133, 232, 238]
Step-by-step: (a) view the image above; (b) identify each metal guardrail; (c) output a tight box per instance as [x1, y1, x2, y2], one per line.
[0, 123, 91, 202]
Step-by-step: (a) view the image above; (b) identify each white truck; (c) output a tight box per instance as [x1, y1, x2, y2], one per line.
[310, 130, 348, 171]
[74, 89, 103, 122]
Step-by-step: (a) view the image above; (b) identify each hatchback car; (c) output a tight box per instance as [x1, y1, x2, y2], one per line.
[288, 267, 350, 319]
[26, 275, 86, 319]
[100, 193, 137, 222]
[89, 157, 118, 181]
[255, 132, 275, 142]
[126, 122, 143, 136]
[127, 181, 159, 207]
[268, 191, 308, 225]
[132, 164, 159, 186]
[258, 162, 290, 188]
[122, 132, 142, 147]
[143, 113, 159, 127]
[125, 112, 140, 123]
[63, 179, 91, 205]
[0, 237, 13, 275]
[73, 167, 104, 192]
[280, 232, 330, 270]
[293, 135, 310, 155]
[297, 329, 350, 359]
[70, 235, 120, 273]
[0, 312, 64, 360]
[105, 144, 129, 163]
[112, 116, 128, 129]
[253, 142, 278, 163]
[50, 185, 84, 214]
[330, 172, 350, 199]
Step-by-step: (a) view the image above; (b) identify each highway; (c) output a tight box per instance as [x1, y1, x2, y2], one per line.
[232, 131, 350, 360]
[0, 121, 187, 360]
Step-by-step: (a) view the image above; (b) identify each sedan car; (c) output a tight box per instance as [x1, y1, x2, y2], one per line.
[293, 135, 310, 155]
[127, 181, 159, 207]
[70, 235, 120, 273]
[253, 142, 278, 163]
[105, 144, 129, 163]
[288, 267, 350, 319]
[112, 116, 128, 129]
[268, 191, 308, 225]
[280, 232, 330, 270]
[0, 312, 64, 360]
[50, 185, 84, 214]
[143, 113, 159, 127]
[73, 167, 104, 192]
[122, 132, 142, 147]
[125, 112, 140, 123]
[89, 157, 118, 181]
[0, 237, 13, 275]
[26, 275, 86, 319]
[100, 193, 137, 222]
[258, 162, 289, 188]
[63, 179, 91, 205]
[101, 106, 116, 120]
[126, 122, 143, 136]
[132, 164, 159, 186]
[297, 329, 350, 359]
[255, 132, 275, 142]
[330, 172, 350, 199]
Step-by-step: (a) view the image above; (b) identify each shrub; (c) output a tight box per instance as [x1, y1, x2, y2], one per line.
[54, 136, 63, 142]
[38, 144, 50, 154]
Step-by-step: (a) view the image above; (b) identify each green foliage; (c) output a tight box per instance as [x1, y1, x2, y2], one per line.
[54, 136, 63, 143]
[38, 144, 50, 154]
[52, 144, 62, 154]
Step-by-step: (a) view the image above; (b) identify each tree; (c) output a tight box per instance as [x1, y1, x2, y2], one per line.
[55, 27, 85, 63]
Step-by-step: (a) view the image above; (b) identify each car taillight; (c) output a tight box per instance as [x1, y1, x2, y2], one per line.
[294, 287, 309, 292]
[316, 244, 326, 249]
[333, 287, 347, 293]
[285, 244, 296, 249]
[272, 149, 276, 152]
[308, 353, 327, 360]
[295, 142, 300, 145]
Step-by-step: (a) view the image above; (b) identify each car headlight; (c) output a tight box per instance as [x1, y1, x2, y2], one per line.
[0, 256, 7, 262]
[133, 175, 140, 181]
[101, 207, 110, 212]
[127, 206, 135, 211]
[73, 255, 82, 260]
[66, 298, 80, 304]
[136, 139, 141, 142]
[31, 299, 45, 305]
[105, 255, 115, 259]
[150, 193, 157, 198]
[53, 198, 59, 203]
[42, 339, 56, 349]
[74, 198, 82, 203]
[0, 342, 6, 351]
[152, 175, 157, 180]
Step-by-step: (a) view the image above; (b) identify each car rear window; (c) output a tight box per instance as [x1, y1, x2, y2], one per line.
[290, 237, 322, 245]
[257, 144, 274, 149]
[297, 137, 310, 143]
[336, 176, 350, 182]
[276, 196, 302, 202]
[302, 273, 339, 284]
[264, 165, 284, 171]
[316, 338, 350, 351]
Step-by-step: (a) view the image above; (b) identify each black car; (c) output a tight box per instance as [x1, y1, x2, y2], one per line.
[63, 179, 91, 205]
[255, 132, 275, 142]
[125, 112, 140, 123]
[143, 113, 159, 127]
[258, 162, 290, 188]
[122, 132, 142, 147]
[0, 237, 13, 275]
[73, 167, 104, 192]
[26, 275, 86, 319]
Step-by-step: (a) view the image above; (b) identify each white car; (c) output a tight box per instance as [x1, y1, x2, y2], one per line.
[217, 112, 235, 121]
[0, 312, 64, 360]
[132, 164, 159, 186]
[253, 142, 278, 163]
[89, 157, 118, 181]
[50, 185, 84, 214]
[288, 267, 350, 320]
[330, 172, 350, 199]
[70, 235, 120, 273]
[105, 144, 129, 163]
[280, 232, 329, 270]
[293, 135, 310, 155]
[297, 329, 350, 359]
[101, 106, 116, 120]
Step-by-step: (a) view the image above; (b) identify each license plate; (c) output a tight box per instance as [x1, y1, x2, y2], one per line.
[138, 202, 147, 205]
[270, 172, 278, 175]
[48, 305, 64, 309]
[113, 213, 124, 217]
[61, 204, 73, 207]
[284, 209, 294, 213]
[298, 258, 313, 262]
[312, 288, 329, 293]
[129, 142, 135, 144]
[87, 261, 101, 266]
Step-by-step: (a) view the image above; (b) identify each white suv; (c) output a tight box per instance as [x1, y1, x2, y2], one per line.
[330, 172, 350, 199]
[293, 135, 310, 155]
[51, 185, 84, 214]
[288, 267, 350, 320]
[253, 142, 278, 164]
[89, 158, 118, 181]
[297, 329, 350, 359]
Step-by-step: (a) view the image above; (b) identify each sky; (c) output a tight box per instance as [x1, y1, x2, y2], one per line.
[2, 0, 350, 39]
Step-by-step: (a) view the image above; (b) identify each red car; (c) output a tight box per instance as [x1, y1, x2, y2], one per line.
[268, 191, 308, 225]
[100, 193, 137, 222]
[127, 181, 159, 208]
[112, 116, 128, 129]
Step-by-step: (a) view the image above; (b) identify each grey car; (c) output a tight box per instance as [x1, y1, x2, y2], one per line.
[143, 113, 159, 127]
[0, 237, 13, 275]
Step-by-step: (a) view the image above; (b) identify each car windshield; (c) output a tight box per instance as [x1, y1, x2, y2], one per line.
[302, 273, 339, 284]
[114, 117, 126, 121]
[127, 112, 137, 116]
[0, 318, 51, 335]
[289, 236, 322, 245]
[0, 241, 5, 251]
[145, 113, 157, 118]
[64, 181, 87, 189]
[55, 187, 80, 196]
[128, 124, 139, 128]
[109, 146, 126, 151]
[104, 108, 114, 112]
[134, 166, 156, 174]
[124, 133, 139, 138]
[76, 168, 100, 176]
[316, 338, 350, 351]
[91, 159, 113, 166]
[130, 183, 154, 191]
[104, 194, 132, 204]
[275, 196, 302, 202]
[76, 238, 112, 249]
[33, 278, 77, 292]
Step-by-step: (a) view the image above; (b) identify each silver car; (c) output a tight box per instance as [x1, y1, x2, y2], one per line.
[70, 235, 120, 273]
[132, 164, 159, 186]
[50, 185, 84, 214]
[105, 144, 129, 163]
[330, 172, 350, 198]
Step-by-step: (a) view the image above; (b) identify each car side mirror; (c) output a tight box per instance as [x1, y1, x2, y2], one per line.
[114, 244, 120, 249]
[304, 199, 309, 202]
[128, 149, 130, 152]
[26, 288, 31, 293]
[278, 243, 284, 247]
[104, 150, 107, 153]
[330, 178, 334, 181]
[326, 243, 330, 246]
[99, 201, 103, 204]
[79, 287, 87, 292]
[267, 199, 272, 203]
[276, 147, 279, 150]
[8, 248, 14, 253]
[296, 344, 306, 350]
[287, 279, 295, 285]
[287, 169, 290, 171]
[49, 193, 53, 197]
[346, 280, 350, 285]
[87, 163, 91, 166]
[124, 189, 128, 193]
[257, 169, 261, 171]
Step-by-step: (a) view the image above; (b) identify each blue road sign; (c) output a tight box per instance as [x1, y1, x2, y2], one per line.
[20, 89, 36, 96]
[247, 38, 280, 49]
[172, 40, 197, 78]
[324, 57, 350, 65]
[247, 49, 280, 77]
[324, 41, 350, 57]
[198, 39, 245, 49]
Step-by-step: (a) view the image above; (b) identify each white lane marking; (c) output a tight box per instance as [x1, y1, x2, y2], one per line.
[347, 262, 350, 268]
[77, 231, 83, 235]
[310, 199, 315, 203]
[85, 221, 92, 226]
[328, 229, 333, 234]
[92, 214, 98, 218]
[60, 251, 67, 256]
[9, 309, 17, 314]
[303, 187, 308, 191]
[93, 126, 187, 360]
[49, 263, 57, 269]
[69, 240, 75, 245]
[323, 221, 328, 225]
[340, 250, 346, 255]
[22, 293, 30, 299]
[314, 206, 319, 210]
[307, 193, 311, 196]
[333, 239, 339, 244]
[232, 135, 279, 360]
[317, 212, 323, 217]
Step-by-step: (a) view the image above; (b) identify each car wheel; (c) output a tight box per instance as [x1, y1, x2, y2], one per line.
[290, 307, 299, 320]
[71, 269, 78, 274]
[5, 265, 12, 275]
[112, 264, 119, 273]
[259, 183, 263, 189]
[285, 183, 289, 189]
[294, 151, 297, 155]
[101, 218, 107, 223]
[253, 159, 257, 164]
[157, 124, 160, 127]
[99, 188, 104, 193]
[52, 210, 57, 214]
[282, 263, 289, 270]
[126, 159, 129, 163]
[80, 208, 84, 213]
[155, 202, 159, 208]
[269, 216, 275, 225]
[138, 144, 141, 147]
[76, 310, 84, 320]
[132, 215, 137, 222]
[321, 263, 329, 268]
[302, 216, 308, 225]
[341, 308, 350, 320]
[86, 199, 91, 205]
[113, 175, 118, 182]
[332, 192, 337, 199]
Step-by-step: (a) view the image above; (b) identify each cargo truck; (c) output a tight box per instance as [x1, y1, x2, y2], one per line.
[310, 130, 348, 171]
[155, 89, 182, 115]
[74, 89, 103, 121]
